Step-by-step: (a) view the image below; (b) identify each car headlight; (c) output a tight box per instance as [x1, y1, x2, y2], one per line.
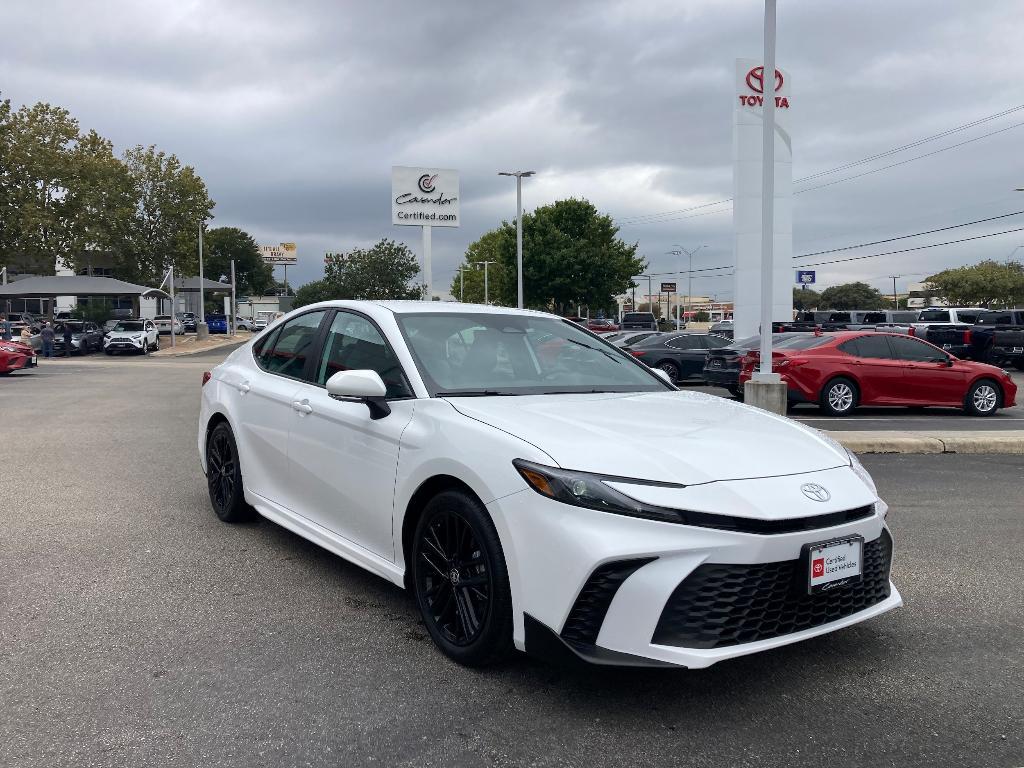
[133, 334, 143, 340]
[513, 459, 684, 523]
[0, 345, 19, 353]
[846, 448, 877, 496]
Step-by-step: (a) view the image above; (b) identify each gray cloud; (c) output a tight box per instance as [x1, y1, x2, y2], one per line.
[2, 0, 1022, 300]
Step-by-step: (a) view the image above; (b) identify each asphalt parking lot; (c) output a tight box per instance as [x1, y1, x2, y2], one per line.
[1, 349, 1021, 768]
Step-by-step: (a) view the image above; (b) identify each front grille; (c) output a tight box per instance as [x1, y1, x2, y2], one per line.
[561, 558, 656, 647]
[652, 530, 892, 649]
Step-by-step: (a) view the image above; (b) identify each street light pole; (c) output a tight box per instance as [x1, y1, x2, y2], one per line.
[197, 222, 209, 340]
[499, 171, 535, 309]
[667, 245, 706, 329]
[474, 261, 496, 304]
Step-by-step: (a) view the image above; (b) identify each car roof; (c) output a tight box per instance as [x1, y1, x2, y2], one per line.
[302, 299, 559, 319]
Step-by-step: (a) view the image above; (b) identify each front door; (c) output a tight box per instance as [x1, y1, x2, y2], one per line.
[286, 311, 416, 560]
[838, 334, 905, 403]
[887, 335, 967, 405]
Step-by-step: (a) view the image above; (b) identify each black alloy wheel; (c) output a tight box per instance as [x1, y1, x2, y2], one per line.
[413, 491, 513, 666]
[656, 360, 681, 383]
[205, 422, 255, 522]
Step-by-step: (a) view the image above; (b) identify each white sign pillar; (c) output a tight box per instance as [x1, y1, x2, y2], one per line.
[732, 56, 793, 340]
[421, 225, 432, 301]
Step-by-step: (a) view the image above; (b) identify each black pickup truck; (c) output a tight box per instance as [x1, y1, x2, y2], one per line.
[967, 309, 1024, 369]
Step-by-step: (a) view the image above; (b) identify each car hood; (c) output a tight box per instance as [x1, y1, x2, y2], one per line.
[445, 391, 850, 486]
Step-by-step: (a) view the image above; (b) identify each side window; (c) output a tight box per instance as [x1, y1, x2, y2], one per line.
[254, 326, 283, 370]
[838, 339, 860, 357]
[888, 335, 941, 362]
[263, 311, 326, 379]
[854, 335, 893, 359]
[667, 335, 703, 350]
[316, 312, 412, 398]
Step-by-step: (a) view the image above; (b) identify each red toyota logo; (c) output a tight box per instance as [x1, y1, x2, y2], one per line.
[746, 66, 783, 94]
[812, 558, 825, 578]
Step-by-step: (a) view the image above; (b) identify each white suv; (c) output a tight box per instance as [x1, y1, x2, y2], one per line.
[104, 319, 159, 354]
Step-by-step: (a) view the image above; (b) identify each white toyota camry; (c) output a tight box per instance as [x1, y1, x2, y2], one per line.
[198, 301, 901, 668]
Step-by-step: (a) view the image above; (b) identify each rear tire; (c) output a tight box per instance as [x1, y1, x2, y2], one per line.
[205, 422, 256, 522]
[412, 490, 514, 667]
[964, 379, 1001, 417]
[820, 377, 858, 416]
[656, 360, 681, 383]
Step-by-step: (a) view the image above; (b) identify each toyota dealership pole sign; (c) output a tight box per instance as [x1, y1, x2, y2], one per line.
[731, 58, 793, 340]
[392, 166, 460, 300]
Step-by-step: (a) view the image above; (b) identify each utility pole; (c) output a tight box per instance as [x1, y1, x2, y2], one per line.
[888, 275, 901, 310]
[498, 170, 535, 309]
[474, 261, 496, 304]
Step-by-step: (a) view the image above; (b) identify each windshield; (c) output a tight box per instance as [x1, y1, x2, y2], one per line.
[114, 322, 144, 331]
[397, 312, 668, 396]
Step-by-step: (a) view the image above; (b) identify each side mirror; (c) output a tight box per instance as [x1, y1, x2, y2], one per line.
[326, 370, 391, 419]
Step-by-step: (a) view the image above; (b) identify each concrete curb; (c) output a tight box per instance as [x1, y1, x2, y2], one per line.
[151, 338, 247, 358]
[831, 430, 1024, 455]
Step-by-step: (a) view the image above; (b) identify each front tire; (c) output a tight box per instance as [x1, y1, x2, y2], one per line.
[964, 379, 1001, 417]
[205, 422, 255, 522]
[412, 490, 514, 667]
[820, 377, 858, 416]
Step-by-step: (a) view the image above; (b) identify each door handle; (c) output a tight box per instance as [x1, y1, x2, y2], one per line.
[291, 400, 313, 415]
[236, 382, 251, 394]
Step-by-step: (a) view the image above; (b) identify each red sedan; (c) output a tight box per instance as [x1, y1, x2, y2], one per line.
[739, 331, 1017, 416]
[0, 340, 38, 376]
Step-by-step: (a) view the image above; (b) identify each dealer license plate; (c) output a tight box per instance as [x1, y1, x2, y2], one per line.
[1013, 347, 1023, 354]
[32, 356, 37, 365]
[804, 536, 863, 594]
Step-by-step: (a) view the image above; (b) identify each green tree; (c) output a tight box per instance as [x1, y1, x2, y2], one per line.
[455, 199, 645, 314]
[819, 282, 886, 310]
[925, 260, 1024, 307]
[115, 145, 214, 285]
[793, 285, 821, 311]
[203, 227, 273, 297]
[292, 278, 336, 308]
[0, 101, 81, 274]
[448, 229, 509, 304]
[292, 239, 421, 308]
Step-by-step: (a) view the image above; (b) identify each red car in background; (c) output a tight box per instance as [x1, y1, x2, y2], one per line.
[739, 331, 1017, 416]
[0, 340, 38, 376]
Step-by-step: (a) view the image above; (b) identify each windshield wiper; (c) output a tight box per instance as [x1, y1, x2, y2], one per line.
[563, 338, 624, 363]
[436, 390, 523, 397]
[541, 389, 617, 394]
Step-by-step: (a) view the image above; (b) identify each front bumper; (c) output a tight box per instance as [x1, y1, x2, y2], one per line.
[489, 464, 900, 668]
[105, 338, 145, 351]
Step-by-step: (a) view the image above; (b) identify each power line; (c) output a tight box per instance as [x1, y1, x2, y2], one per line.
[793, 104, 1024, 183]
[799, 226, 1024, 268]
[793, 210, 1024, 259]
[794, 120, 1024, 195]
[615, 104, 1024, 226]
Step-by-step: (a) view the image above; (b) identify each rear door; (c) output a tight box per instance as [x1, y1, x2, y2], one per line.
[837, 335, 904, 403]
[887, 335, 967, 405]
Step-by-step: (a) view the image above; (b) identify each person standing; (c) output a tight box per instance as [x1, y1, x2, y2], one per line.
[40, 322, 55, 359]
[62, 323, 73, 357]
[0, 314, 11, 341]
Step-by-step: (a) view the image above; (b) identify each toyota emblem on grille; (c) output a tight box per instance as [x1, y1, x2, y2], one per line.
[800, 483, 831, 502]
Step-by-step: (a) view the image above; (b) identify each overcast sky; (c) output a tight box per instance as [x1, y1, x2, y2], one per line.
[3, 0, 1023, 301]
